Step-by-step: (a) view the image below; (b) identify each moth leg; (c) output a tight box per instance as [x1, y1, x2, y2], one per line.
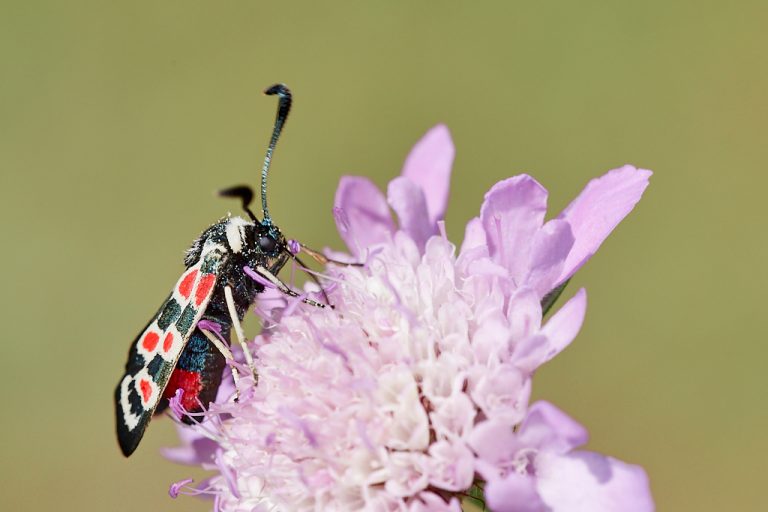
[224, 285, 258, 383]
[254, 264, 328, 309]
[291, 254, 332, 307]
[199, 327, 242, 402]
[297, 243, 364, 267]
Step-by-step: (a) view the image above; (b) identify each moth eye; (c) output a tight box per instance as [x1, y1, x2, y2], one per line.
[258, 235, 277, 253]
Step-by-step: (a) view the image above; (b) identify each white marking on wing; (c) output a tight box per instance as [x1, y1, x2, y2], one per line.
[120, 375, 141, 431]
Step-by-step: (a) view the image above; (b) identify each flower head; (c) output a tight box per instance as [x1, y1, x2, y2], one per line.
[165, 125, 653, 511]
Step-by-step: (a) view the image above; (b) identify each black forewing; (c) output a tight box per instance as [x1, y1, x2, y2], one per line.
[114, 243, 228, 456]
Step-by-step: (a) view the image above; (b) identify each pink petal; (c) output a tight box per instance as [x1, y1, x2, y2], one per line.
[400, 124, 455, 224]
[459, 216, 485, 255]
[540, 288, 587, 364]
[536, 451, 654, 512]
[470, 365, 530, 425]
[387, 176, 437, 250]
[427, 440, 475, 491]
[484, 472, 548, 512]
[556, 165, 652, 285]
[383, 451, 430, 497]
[480, 175, 548, 283]
[429, 391, 476, 440]
[161, 424, 217, 465]
[334, 176, 395, 257]
[507, 286, 543, 342]
[511, 290, 586, 374]
[510, 334, 550, 375]
[518, 401, 589, 454]
[525, 219, 575, 297]
[467, 419, 517, 466]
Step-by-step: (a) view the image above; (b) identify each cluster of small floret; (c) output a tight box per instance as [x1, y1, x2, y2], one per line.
[165, 126, 654, 512]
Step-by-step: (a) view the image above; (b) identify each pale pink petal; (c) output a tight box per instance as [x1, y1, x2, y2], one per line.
[484, 472, 548, 512]
[161, 424, 217, 465]
[388, 176, 437, 250]
[480, 175, 548, 283]
[427, 440, 475, 491]
[467, 419, 516, 466]
[518, 401, 589, 454]
[400, 124, 455, 223]
[459, 216, 485, 255]
[510, 334, 550, 375]
[539, 289, 587, 364]
[536, 451, 654, 512]
[471, 314, 512, 364]
[470, 364, 530, 425]
[334, 176, 395, 257]
[429, 391, 476, 440]
[506, 286, 543, 343]
[383, 452, 430, 497]
[421, 355, 463, 403]
[514, 289, 587, 372]
[525, 219, 575, 297]
[556, 165, 652, 285]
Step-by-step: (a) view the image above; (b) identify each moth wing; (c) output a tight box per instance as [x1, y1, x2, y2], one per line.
[114, 243, 228, 457]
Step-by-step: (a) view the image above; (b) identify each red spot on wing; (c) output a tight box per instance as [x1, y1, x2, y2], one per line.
[195, 273, 216, 306]
[162, 332, 175, 353]
[141, 331, 160, 352]
[163, 369, 203, 410]
[178, 269, 198, 300]
[138, 379, 153, 405]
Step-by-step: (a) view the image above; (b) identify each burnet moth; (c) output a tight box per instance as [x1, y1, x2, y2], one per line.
[115, 84, 332, 457]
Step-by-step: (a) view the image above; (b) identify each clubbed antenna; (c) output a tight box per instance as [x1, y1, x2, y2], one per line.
[260, 83, 292, 226]
[218, 185, 258, 222]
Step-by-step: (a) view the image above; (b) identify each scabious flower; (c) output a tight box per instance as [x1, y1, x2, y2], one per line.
[164, 125, 654, 511]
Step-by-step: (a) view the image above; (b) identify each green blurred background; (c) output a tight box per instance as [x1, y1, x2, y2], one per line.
[2, 1, 766, 510]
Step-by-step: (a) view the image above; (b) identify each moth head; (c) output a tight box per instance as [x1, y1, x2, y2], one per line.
[255, 222, 285, 255]
[253, 221, 290, 272]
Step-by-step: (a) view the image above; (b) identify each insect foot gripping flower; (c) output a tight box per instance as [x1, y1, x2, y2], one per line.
[164, 125, 655, 512]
